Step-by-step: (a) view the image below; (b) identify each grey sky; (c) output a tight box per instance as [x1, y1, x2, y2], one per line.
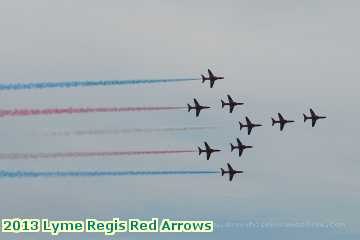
[0, 0, 359, 239]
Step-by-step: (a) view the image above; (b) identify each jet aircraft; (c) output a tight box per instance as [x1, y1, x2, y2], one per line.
[271, 113, 295, 131]
[198, 142, 221, 160]
[303, 108, 326, 127]
[239, 117, 262, 135]
[221, 163, 243, 182]
[221, 95, 244, 113]
[230, 138, 253, 157]
[187, 98, 210, 117]
[201, 69, 224, 88]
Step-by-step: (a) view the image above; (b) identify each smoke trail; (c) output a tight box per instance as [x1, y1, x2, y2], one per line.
[47, 126, 216, 136]
[0, 150, 196, 160]
[0, 170, 218, 178]
[0, 78, 199, 91]
[0, 106, 184, 118]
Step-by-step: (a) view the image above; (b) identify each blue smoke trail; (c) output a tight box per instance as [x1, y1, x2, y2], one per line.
[0, 78, 199, 91]
[0, 170, 218, 178]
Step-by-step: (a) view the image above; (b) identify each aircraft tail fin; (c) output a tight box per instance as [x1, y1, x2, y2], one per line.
[221, 100, 225, 108]
[303, 114, 308, 122]
[201, 75, 206, 83]
[187, 104, 191, 112]
[271, 118, 276, 126]
[221, 168, 225, 176]
[230, 143, 235, 152]
[198, 147, 202, 156]
[239, 121, 244, 130]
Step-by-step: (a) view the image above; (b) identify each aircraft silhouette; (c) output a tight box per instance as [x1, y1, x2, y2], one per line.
[187, 98, 210, 117]
[201, 69, 224, 88]
[198, 142, 221, 160]
[239, 117, 262, 135]
[303, 108, 326, 127]
[221, 163, 243, 182]
[271, 113, 295, 131]
[221, 94, 244, 113]
[230, 138, 253, 157]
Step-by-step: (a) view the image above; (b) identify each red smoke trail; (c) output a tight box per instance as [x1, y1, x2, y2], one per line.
[0, 107, 185, 118]
[46, 127, 216, 136]
[0, 150, 196, 160]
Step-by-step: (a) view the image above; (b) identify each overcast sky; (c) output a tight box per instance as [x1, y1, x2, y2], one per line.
[0, 1, 359, 239]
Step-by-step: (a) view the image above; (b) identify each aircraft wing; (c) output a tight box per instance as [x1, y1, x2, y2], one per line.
[229, 173, 234, 181]
[278, 113, 284, 121]
[311, 119, 316, 127]
[247, 127, 252, 135]
[208, 69, 214, 78]
[280, 123, 285, 131]
[227, 95, 233, 103]
[226, 164, 239, 181]
[193, 98, 199, 107]
[229, 105, 234, 113]
[310, 108, 315, 117]
[195, 108, 201, 117]
[227, 163, 234, 172]
[238, 148, 244, 157]
[210, 80, 215, 88]
[204, 142, 211, 159]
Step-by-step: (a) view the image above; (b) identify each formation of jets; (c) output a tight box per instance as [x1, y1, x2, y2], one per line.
[192, 69, 327, 182]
